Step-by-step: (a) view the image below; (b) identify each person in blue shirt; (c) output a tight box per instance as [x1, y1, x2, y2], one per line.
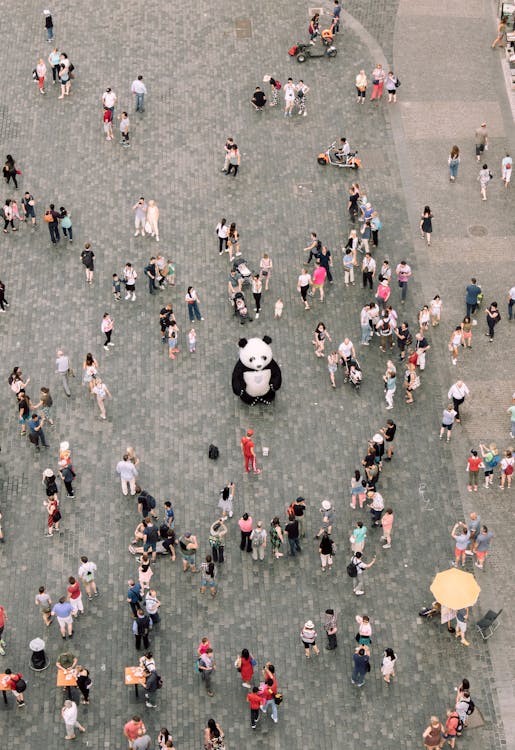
[465, 278, 482, 318]
[127, 579, 142, 618]
[352, 645, 370, 686]
[28, 413, 49, 451]
[331, 1, 342, 33]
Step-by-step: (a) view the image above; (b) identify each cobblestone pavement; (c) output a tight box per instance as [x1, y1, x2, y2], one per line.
[0, 1, 513, 748]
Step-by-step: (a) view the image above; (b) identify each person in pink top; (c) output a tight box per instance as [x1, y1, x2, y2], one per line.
[238, 512, 253, 552]
[380, 508, 394, 548]
[311, 259, 327, 301]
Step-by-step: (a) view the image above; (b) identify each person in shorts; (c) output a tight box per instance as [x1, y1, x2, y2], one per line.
[51, 597, 74, 639]
[381, 419, 396, 460]
[199, 555, 217, 597]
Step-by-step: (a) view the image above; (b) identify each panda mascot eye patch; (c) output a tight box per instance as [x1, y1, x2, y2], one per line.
[232, 336, 282, 406]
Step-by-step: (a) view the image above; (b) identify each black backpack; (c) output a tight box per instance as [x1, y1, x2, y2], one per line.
[465, 698, 475, 716]
[208, 444, 219, 460]
[347, 560, 358, 578]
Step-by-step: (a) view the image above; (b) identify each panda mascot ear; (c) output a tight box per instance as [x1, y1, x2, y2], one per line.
[238, 338, 248, 348]
[263, 335, 272, 345]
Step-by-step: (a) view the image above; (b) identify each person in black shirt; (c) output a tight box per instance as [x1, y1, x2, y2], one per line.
[319, 246, 333, 283]
[251, 87, 267, 110]
[381, 419, 396, 461]
[292, 497, 306, 538]
[285, 517, 301, 556]
[348, 186, 359, 224]
[159, 304, 174, 342]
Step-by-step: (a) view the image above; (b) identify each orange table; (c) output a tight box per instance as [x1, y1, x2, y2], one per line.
[125, 666, 146, 697]
[0, 673, 12, 704]
[57, 668, 77, 700]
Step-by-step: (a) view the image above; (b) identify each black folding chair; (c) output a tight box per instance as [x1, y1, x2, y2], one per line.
[476, 609, 502, 640]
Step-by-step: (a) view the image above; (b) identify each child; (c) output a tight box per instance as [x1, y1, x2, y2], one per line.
[430, 295, 442, 326]
[36, 386, 54, 426]
[11, 199, 24, 223]
[188, 328, 196, 354]
[247, 686, 263, 729]
[112, 273, 121, 301]
[327, 351, 338, 388]
[167, 321, 179, 359]
[274, 298, 283, 318]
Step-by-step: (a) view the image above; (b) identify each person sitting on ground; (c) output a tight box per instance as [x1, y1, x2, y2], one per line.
[251, 87, 267, 111]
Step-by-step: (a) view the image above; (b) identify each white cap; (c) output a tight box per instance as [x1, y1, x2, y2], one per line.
[263, 75, 271, 83]
[372, 433, 383, 443]
[44, 9, 51, 14]
[43, 468, 54, 477]
[321, 500, 331, 510]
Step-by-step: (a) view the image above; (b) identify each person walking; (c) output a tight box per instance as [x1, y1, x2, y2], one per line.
[351, 645, 370, 686]
[395, 260, 412, 303]
[295, 80, 310, 116]
[78, 557, 99, 600]
[319, 530, 335, 571]
[350, 551, 376, 595]
[76, 666, 91, 705]
[247, 687, 263, 729]
[381, 508, 394, 548]
[381, 648, 397, 683]
[235, 648, 254, 688]
[51, 596, 73, 638]
[199, 649, 216, 697]
[119, 112, 130, 147]
[422, 716, 444, 749]
[478, 164, 492, 200]
[501, 152, 512, 187]
[492, 16, 507, 47]
[226, 144, 240, 176]
[323, 609, 338, 650]
[252, 274, 262, 319]
[238, 512, 253, 553]
[59, 207, 73, 242]
[386, 71, 399, 102]
[250, 521, 267, 561]
[92, 378, 111, 420]
[67, 576, 84, 617]
[131, 75, 147, 112]
[80, 243, 95, 284]
[133, 608, 151, 650]
[465, 278, 482, 319]
[35, 586, 53, 626]
[300, 620, 320, 657]
[43, 9, 54, 41]
[448, 324, 464, 366]
[448, 145, 460, 181]
[270, 516, 284, 558]
[285, 514, 301, 556]
[383, 368, 396, 409]
[447, 380, 469, 423]
[146, 200, 160, 241]
[485, 301, 501, 341]
[58, 54, 72, 98]
[440, 404, 458, 442]
[21, 191, 37, 227]
[117, 455, 139, 496]
[475, 122, 488, 160]
[420, 206, 433, 246]
[297, 267, 312, 310]
[55, 350, 72, 397]
[101, 313, 115, 351]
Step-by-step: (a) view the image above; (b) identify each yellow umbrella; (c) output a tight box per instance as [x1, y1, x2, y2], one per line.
[430, 568, 481, 610]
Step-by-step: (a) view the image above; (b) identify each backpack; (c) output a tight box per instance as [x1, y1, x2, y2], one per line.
[465, 698, 475, 716]
[15, 678, 27, 693]
[347, 560, 358, 578]
[32, 69, 38, 81]
[208, 444, 219, 460]
[275, 80, 282, 90]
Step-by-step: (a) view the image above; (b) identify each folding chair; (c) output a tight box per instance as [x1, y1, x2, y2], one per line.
[476, 609, 502, 640]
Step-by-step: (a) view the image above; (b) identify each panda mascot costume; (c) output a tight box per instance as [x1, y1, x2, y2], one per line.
[232, 336, 282, 405]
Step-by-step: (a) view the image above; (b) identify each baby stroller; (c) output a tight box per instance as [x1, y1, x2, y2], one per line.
[233, 291, 252, 325]
[232, 258, 253, 289]
[344, 358, 363, 391]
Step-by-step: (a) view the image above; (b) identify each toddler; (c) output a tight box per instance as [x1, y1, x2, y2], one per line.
[188, 328, 196, 354]
[274, 298, 284, 318]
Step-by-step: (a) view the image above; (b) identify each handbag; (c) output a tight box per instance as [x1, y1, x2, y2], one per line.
[145, 221, 152, 234]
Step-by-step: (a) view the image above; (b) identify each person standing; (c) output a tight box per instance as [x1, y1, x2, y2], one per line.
[448, 380, 470, 422]
[76, 666, 91, 705]
[250, 521, 267, 561]
[285, 514, 301, 556]
[124, 262, 138, 301]
[238, 512, 253, 553]
[28, 412, 49, 451]
[311, 258, 327, 301]
[208, 519, 227, 564]
[323, 609, 338, 650]
[300, 620, 320, 657]
[78, 556, 99, 600]
[485, 301, 501, 341]
[0, 605, 6, 655]
[5, 669, 26, 707]
[448, 145, 460, 181]
[221, 137, 234, 173]
[59, 207, 73, 242]
[395, 260, 411, 303]
[54, 350, 72, 397]
[370, 63, 386, 100]
[295, 80, 309, 116]
[21, 191, 37, 226]
[284, 77, 296, 117]
[381, 508, 394, 548]
[119, 112, 130, 146]
[270, 517, 284, 558]
[331, 0, 341, 32]
[319, 530, 334, 571]
[67, 576, 84, 617]
[146, 200, 160, 241]
[133, 608, 151, 650]
[240, 429, 261, 474]
[185, 287, 203, 322]
[420, 206, 433, 246]
[475, 122, 488, 161]
[116, 454, 138, 496]
[45, 203, 61, 243]
[81, 243, 95, 284]
[451, 522, 470, 567]
[178, 532, 198, 572]
[131, 75, 147, 112]
[386, 71, 399, 102]
[351, 645, 370, 686]
[474, 525, 494, 569]
[43, 9, 54, 41]
[36, 58, 47, 94]
[351, 551, 376, 595]
[101, 313, 115, 351]
[132, 198, 147, 236]
[501, 152, 512, 187]
[48, 46, 60, 82]
[355, 69, 367, 103]
[251, 274, 262, 319]
[465, 278, 482, 319]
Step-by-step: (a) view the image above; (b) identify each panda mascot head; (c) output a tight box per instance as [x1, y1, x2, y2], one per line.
[231, 336, 282, 406]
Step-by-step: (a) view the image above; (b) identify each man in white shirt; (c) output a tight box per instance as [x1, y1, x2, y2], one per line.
[55, 350, 71, 397]
[507, 284, 515, 320]
[116, 454, 139, 495]
[447, 380, 470, 422]
[101, 87, 117, 117]
[338, 338, 356, 371]
[131, 75, 147, 112]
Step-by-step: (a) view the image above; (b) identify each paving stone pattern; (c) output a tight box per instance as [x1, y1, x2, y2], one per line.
[0, 2, 511, 749]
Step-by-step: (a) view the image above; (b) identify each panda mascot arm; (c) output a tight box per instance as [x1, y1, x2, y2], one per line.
[232, 357, 255, 404]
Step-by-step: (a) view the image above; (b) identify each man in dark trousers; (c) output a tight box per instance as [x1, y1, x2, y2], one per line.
[133, 609, 151, 650]
[465, 278, 482, 319]
[127, 579, 142, 618]
[285, 515, 301, 556]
